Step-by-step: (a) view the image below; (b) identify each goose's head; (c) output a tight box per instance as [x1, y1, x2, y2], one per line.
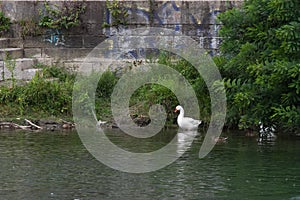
[174, 105, 183, 113]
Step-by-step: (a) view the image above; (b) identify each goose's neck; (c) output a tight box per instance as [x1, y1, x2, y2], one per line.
[178, 109, 184, 119]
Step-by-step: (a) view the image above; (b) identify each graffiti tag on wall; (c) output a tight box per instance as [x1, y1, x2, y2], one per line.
[44, 29, 65, 46]
[105, 2, 221, 36]
[104, 1, 224, 57]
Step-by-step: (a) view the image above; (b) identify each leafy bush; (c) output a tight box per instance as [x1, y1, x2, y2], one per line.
[39, 1, 86, 30]
[0, 65, 74, 117]
[18, 19, 43, 37]
[21, 75, 73, 115]
[72, 70, 119, 122]
[130, 53, 211, 124]
[102, 0, 128, 29]
[0, 11, 10, 33]
[36, 64, 76, 82]
[217, 0, 300, 133]
[96, 71, 118, 98]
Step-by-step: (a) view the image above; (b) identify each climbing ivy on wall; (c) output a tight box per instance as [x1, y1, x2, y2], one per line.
[102, 0, 128, 29]
[38, 1, 86, 30]
[18, 19, 43, 38]
[0, 11, 11, 34]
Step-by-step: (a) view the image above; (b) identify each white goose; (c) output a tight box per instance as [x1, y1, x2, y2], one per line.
[174, 105, 202, 130]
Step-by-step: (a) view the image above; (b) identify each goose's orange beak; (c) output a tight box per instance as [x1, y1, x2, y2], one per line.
[174, 109, 178, 113]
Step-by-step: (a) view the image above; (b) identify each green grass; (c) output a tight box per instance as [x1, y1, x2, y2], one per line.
[0, 56, 211, 128]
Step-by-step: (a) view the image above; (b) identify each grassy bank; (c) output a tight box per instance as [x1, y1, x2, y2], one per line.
[0, 55, 212, 129]
[1, 50, 299, 135]
[0, 65, 74, 122]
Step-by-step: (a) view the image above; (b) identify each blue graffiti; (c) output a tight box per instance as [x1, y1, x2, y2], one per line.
[105, 2, 221, 35]
[157, 1, 181, 31]
[104, 1, 224, 57]
[44, 29, 65, 46]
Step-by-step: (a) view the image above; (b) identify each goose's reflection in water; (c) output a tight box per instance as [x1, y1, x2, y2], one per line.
[176, 130, 199, 155]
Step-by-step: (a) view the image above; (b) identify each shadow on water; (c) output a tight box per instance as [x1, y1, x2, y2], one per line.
[0, 129, 299, 200]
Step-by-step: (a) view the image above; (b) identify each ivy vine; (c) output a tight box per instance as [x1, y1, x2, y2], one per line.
[38, 1, 86, 30]
[18, 19, 43, 38]
[0, 11, 11, 34]
[102, 0, 128, 29]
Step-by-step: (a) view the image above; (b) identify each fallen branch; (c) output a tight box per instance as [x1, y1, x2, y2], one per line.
[13, 123, 32, 130]
[0, 122, 31, 130]
[18, 125, 33, 130]
[25, 119, 43, 130]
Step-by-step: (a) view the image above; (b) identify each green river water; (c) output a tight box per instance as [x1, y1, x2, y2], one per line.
[0, 129, 299, 200]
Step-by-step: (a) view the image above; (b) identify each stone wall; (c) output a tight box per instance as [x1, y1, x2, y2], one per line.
[0, 1, 242, 69]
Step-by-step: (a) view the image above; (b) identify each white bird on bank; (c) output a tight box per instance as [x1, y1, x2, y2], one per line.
[91, 108, 107, 129]
[96, 120, 107, 129]
[174, 105, 202, 131]
[97, 120, 107, 125]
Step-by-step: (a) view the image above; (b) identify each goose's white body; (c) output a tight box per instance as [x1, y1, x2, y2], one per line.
[175, 105, 201, 130]
[96, 120, 107, 129]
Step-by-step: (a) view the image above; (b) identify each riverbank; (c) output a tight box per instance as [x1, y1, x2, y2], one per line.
[0, 117, 145, 132]
[0, 62, 174, 132]
[1, 60, 299, 136]
[0, 118, 75, 131]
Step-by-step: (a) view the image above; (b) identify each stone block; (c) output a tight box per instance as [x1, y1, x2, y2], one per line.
[199, 37, 222, 49]
[155, 1, 182, 25]
[126, 1, 151, 25]
[21, 68, 41, 80]
[83, 36, 106, 48]
[15, 58, 37, 70]
[182, 24, 221, 38]
[7, 38, 23, 48]
[0, 38, 9, 48]
[24, 48, 42, 58]
[64, 35, 83, 48]
[43, 48, 93, 60]
[82, 2, 106, 26]
[16, 1, 35, 20]
[61, 60, 83, 72]
[36, 58, 54, 66]
[0, 48, 23, 60]
[66, 25, 86, 35]
[23, 36, 53, 48]
[86, 22, 103, 36]
[0, 58, 38, 80]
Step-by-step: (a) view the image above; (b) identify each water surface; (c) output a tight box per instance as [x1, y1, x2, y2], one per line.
[0, 129, 299, 200]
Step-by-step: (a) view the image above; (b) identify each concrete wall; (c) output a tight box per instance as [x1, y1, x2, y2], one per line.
[0, 1, 242, 69]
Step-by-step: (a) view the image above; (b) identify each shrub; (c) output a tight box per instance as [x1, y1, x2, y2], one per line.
[38, 1, 86, 30]
[217, 0, 300, 133]
[96, 71, 118, 98]
[0, 11, 10, 34]
[0, 65, 74, 117]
